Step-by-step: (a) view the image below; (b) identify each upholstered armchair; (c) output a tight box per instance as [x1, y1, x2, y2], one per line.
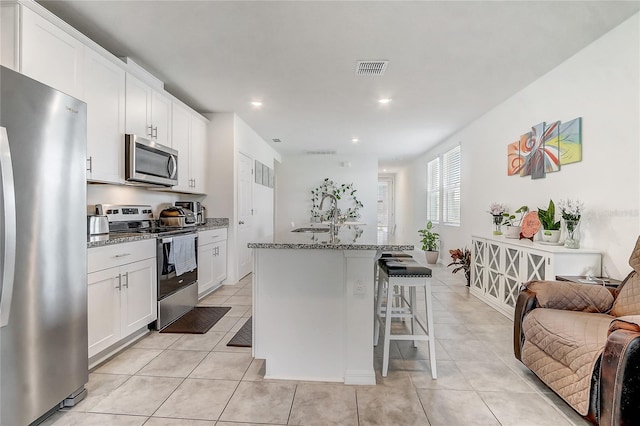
[514, 237, 640, 425]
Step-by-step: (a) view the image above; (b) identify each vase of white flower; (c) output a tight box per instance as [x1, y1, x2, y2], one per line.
[488, 202, 507, 236]
[558, 199, 583, 249]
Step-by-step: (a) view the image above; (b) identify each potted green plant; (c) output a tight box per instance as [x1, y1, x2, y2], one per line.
[538, 199, 561, 243]
[419, 221, 440, 264]
[503, 205, 529, 239]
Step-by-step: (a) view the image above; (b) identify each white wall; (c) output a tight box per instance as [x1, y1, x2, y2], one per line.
[205, 112, 281, 284]
[276, 155, 378, 233]
[397, 13, 640, 278]
[87, 184, 203, 216]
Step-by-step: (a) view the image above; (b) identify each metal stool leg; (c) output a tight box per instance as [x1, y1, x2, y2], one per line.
[382, 278, 393, 377]
[425, 277, 437, 379]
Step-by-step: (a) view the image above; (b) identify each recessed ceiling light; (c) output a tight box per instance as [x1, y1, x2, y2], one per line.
[383, 169, 388, 172]
[378, 98, 392, 104]
[251, 101, 263, 107]
[351, 138, 359, 143]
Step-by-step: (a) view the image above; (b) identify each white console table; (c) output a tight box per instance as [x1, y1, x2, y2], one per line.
[470, 234, 602, 318]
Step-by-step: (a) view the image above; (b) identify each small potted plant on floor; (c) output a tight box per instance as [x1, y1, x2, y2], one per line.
[503, 205, 529, 239]
[419, 221, 440, 264]
[448, 247, 471, 286]
[538, 199, 561, 243]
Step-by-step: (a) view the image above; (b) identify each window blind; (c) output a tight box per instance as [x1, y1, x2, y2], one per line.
[443, 146, 461, 225]
[426, 158, 440, 222]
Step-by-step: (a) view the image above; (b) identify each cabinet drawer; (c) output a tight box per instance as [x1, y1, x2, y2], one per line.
[88, 239, 156, 273]
[199, 228, 227, 245]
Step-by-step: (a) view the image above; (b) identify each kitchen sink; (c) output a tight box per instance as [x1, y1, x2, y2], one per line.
[291, 227, 331, 233]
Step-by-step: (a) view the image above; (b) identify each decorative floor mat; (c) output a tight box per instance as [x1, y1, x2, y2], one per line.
[227, 316, 252, 347]
[160, 306, 231, 334]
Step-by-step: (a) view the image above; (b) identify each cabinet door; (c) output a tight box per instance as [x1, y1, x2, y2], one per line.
[502, 246, 522, 309]
[471, 239, 486, 292]
[120, 258, 157, 337]
[197, 243, 215, 297]
[21, 7, 84, 100]
[84, 49, 125, 183]
[88, 268, 121, 358]
[171, 102, 192, 192]
[190, 115, 207, 193]
[125, 73, 152, 138]
[212, 240, 227, 285]
[151, 90, 172, 146]
[485, 242, 502, 301]
[522, 250, 549, 282]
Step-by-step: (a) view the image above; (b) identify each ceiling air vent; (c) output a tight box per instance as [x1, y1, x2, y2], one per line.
[305, 150, 337, 156]
[272, 138, 282, 143]
[355, 60, 388, 76]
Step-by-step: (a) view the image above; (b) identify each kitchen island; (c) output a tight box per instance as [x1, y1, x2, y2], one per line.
[248, 224, 413, 385]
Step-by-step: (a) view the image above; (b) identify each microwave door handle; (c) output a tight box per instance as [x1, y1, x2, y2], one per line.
[0, 127, 17, 328]
[167, 155, 177, 180]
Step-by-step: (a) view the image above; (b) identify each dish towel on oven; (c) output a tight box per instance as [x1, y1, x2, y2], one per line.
[169, 234, 197, 276]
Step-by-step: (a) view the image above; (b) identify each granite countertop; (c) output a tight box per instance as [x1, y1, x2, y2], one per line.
[248, 224, 413, 251]
[88, 218, 229, 248]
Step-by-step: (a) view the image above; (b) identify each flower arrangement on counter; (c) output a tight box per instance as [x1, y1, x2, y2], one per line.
[557, 198, 583, 222]
[488, 202, 507, 235]
[448, 247, 471, 286]
[558, 198, 584, 249]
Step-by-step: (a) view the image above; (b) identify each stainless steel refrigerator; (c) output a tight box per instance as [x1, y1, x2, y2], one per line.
[1, 66, 88, 425]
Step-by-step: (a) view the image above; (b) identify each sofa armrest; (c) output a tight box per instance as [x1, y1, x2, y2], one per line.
[525, 280, 614, 313]
[599, 316, 640, 426]
[514, 289, 537, 361]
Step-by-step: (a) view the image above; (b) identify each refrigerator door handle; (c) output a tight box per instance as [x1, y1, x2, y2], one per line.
[0, 127, 17, 328]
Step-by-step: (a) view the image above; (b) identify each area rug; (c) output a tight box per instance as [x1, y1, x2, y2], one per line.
[227, 316, 252, 347]
[160, 306, 231, 334]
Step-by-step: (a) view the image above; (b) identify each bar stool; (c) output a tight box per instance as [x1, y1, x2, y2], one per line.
[374, 258, 437, 379]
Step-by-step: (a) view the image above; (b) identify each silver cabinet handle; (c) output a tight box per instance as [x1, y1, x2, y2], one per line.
[147, 125, 153, 138]
[153, 126, 158, 139]
[115, 274, 122, 291]
[0, 127, 17, 328]
[239, 221, 245, 225]
[114, 253, 131, 258]
[87, 156, 93, 173]
[122, 272, 129, 288]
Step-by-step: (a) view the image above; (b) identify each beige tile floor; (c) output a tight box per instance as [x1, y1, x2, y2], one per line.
[42, 265, 591, 426]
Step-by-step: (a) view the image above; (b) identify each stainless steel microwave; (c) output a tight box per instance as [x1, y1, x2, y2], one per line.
[125, 134, 178, 187]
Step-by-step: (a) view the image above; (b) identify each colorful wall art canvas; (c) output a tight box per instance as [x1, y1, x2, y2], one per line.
[543, 121, 560, 173]
[558, 117, 582, 165]
[507, 117, 582, 180]
[507, 141, 521, 176]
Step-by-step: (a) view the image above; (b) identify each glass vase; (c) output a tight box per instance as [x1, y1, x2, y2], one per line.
[564, 219, 581, 249]
[492, 215, 503, 235]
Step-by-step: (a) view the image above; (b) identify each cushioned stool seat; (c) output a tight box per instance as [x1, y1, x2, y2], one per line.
[375, 258, 437, 378]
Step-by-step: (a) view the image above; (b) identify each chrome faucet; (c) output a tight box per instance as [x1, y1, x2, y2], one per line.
[320, 193, 339, 237]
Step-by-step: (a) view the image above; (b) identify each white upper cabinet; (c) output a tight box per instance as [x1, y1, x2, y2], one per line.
[20, 6, 85, 100]
[190, 115, 207, 194]
[125, 73, 171, 147]
[171, 102, 191, 192]
[84, 49, 125, 184]
[171, 101, 208, 193]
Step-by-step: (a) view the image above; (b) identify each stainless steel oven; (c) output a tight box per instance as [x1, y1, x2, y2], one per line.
[125, 134, 178, 187]
[156, 230, 198, 329]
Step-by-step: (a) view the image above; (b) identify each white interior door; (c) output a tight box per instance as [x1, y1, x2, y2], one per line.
[237, 153, 253, 279]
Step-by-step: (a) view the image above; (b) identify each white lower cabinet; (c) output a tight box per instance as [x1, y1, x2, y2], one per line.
[87, 240, 157, 358]
[198, 228, 228, 298]
[471, 235, 602, 318]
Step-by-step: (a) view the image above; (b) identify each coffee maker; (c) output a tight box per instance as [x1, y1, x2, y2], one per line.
[175, 201, 206, 225]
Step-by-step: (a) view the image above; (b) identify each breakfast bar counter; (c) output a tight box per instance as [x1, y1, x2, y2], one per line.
[249, 224, 413, 385]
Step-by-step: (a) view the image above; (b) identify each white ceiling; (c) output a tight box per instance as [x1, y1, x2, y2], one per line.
[39, 0, 640, 169]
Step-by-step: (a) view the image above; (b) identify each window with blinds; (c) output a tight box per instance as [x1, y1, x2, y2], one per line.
[442, 146, 461, 225]
[426, 158, 440, 222]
